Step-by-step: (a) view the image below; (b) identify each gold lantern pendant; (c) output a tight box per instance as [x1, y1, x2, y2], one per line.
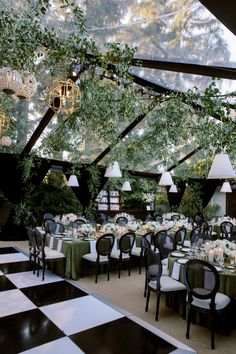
[46, 79, 80, 114]
[0, 113, 10, 134]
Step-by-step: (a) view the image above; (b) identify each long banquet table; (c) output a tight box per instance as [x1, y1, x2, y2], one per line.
[168, 255, 236, 297]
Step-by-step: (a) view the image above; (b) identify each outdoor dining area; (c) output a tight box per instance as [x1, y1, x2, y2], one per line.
[1, 1, 236, 353]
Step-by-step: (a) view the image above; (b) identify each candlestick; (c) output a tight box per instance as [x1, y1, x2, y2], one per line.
[208, 249, 214, 262]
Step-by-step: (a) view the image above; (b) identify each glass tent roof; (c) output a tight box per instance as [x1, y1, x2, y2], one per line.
[1, 0, 236, 177]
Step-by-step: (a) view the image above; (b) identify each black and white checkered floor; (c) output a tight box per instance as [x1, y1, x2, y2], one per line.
[0, 247, 196, 354]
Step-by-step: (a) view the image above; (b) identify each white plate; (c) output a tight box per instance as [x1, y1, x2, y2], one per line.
[177, 258, 189, 264]
[52, 234, 64, 238]
[62, 237, 73, 241]
[225, 265, 235, 269]
[83, 238, 96, 241]
[181, 247, 190, 252]
[171, 252, 185, 258]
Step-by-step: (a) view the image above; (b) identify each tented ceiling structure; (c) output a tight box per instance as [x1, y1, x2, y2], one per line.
[1, 0, 236, 178]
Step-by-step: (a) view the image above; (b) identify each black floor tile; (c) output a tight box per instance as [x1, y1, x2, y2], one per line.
[21, 280, 88, 307]
[0, 247, 20, 254]
[70, 317, 176, 354]
[0, 261, 34, 274]
[0, 275, 16, 292]
[0, 308, 65, 353]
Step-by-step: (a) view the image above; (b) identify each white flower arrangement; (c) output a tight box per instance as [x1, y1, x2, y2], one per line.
[101, 223, 118, 233]
[114, 212, 134, 221]
[78, 223, 95, 236]
[210, 239, 236, 257]
[162, 212, 185, 220]
[127, 221, 141, 232]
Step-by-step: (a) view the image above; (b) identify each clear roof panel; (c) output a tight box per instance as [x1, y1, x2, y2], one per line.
[1, 0, 236, 173]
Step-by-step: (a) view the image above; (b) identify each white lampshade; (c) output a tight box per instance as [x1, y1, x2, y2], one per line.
[208, 153, 236, 179]
[67, 174, 79, 187]
[104, 161, 122, 178]
[159, 171, 174, 186]
[169, 184, 178, 193]
[220, 181, 232, 193]
[121, 181, 132, 191]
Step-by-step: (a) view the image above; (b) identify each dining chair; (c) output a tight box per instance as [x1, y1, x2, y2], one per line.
[144, 248, 186, 321]
[115, 216, 128, 226]
[74, 218, 87, 225]
[131, 232, 153, 274]
[154, 214, 163, 223]
[26, 226, 38, 274]
[48, 221, 65, 235]
[153, 232, 176, 262]
[171, 214, 180, 221]
[189, 226, 201, 245]
[220, 221, 234, 239]
[82, 233, 115, 283]
[110, 232, 136, 278]
[174, 227, 187, 248]
[184, 259, 231, 349]
[34, 228, 65, 281]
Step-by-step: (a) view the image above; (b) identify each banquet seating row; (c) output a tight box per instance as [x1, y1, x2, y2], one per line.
[144, 248, 231, 349]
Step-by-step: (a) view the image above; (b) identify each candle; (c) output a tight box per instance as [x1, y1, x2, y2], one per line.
[208, 249, 214, 262]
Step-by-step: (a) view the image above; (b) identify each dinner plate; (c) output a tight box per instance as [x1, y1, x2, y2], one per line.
[177, 258, 189, 265]
[171, 252, 185, 258]
[52, 234, 64, 238]
[225, 265, 235, 269]
[83, 237, 96, 241]
[181, 247, 190, 252]
[62, 237, 73, 241]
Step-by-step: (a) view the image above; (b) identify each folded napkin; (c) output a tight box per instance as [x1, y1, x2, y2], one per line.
[57, 239, 63, 252]
[112, 238, 117, 251]
[89, 240, 97, 253]
[171, 261, 181, 280]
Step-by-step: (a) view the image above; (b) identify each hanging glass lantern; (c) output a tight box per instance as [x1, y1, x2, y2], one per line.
[0, 67, 22, 94]
[46, 78, 81, 114]
[0, 113, 10, 134]
[17, 71, 37, 99]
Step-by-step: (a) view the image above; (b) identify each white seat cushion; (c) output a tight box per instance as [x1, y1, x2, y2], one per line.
[162, 264, 169, 276]
[131, 247, 142, 256]
[111, 250, 130, 259]
[191, 292, 230, 310]
[39, 247, 65, 260]
[82, 253, 109, 263]
[149, 276, 186, 292]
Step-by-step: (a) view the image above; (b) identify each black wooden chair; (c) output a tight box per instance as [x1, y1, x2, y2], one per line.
[115, 216, 128, 226]
[110, 232, 136, 278]
[131, 232, 153, 274]
[220, 221, 234, 240]
[171, 214, 180, 221]
[82, 233, 115, 283]
[174, 227, 187, 248]
[145, 248, 186, 321]
[34, 228, 65, 281]
[184, 259, 231, 349]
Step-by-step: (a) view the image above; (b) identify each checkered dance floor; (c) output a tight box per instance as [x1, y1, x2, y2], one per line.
[0, 246, 195, 354]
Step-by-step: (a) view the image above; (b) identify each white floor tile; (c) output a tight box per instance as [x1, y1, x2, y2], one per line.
[41, 295, 124, 335]
[0, 253, 29, 264]
[7, 271, 63, 288]
[0, 289, 36, 318]
[20, 337, 84, 354]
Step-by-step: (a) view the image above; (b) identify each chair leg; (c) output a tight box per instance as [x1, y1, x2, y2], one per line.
[145, 288, 150, 312]
[95, 262, 98, 283]
[118, 260, 121, 278]
[144, 274, 147, 297]
[107, 262, 110, 281]
[42, 262, 46, 281]
[155, 294, 161, 321]
[186, 306, 192, 339]
[128, 259, 131, 276]
[210, 314, 215, 350]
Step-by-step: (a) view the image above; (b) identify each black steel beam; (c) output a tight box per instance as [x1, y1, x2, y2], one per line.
[167, 146, 203, 172]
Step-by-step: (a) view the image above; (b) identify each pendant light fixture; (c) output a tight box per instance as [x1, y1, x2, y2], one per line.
[121, 181, 132, 191]
[169, 184, 178, 193]
[67, 174, 79, 187]
[159, 171, 174, 186]
[208, 153, 236, 179]
[220, 181, 232, 193]
[104, 161, 122, 178]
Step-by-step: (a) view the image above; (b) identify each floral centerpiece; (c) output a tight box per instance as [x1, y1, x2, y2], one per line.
[59, 213, 86, 224]
[162, 212, 185, 220]
[114, 212, 135, 221]
[100, 223, 118, 234]
[207, 239, 236, 257]
[77, 223, 95, 237]
[127, 220, 141, 232]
